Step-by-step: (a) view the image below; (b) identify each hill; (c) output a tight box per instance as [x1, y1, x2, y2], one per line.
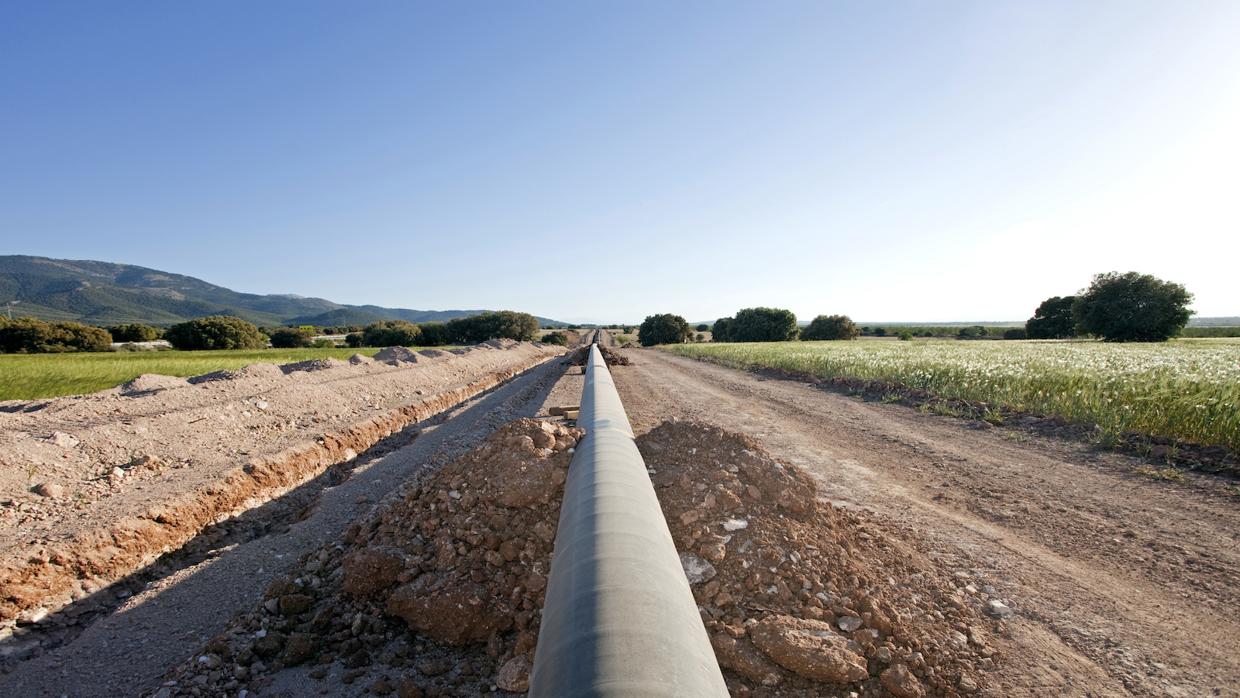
[0, 256, 565, 327]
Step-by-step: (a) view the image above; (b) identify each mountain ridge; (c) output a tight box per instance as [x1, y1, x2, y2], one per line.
[0, 256, 566, 327]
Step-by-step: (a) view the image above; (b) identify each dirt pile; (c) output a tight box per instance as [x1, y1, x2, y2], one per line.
[153, 418, 581, 697]
[640, 420, 997, 696]
[567, 344, 631, 366]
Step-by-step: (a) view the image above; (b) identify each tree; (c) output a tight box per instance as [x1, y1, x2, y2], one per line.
[0, 318, 112, 353]
[361, 320, 423, 347]
[638, 314, 690, 346]
[445, 311, 539, 343]
[1003, 328, 1027, 340]
[800, 314, 859, 341]
[417, 322, 450, 346]
[957, 325, 988, 339]
[1025, 296, 1077, 339]
[729, 307, 798, 342]
[695, 323, 710, 332]
[109, 323, 160, 342]
[541, 331, 569, 346]
[165, 316, 267, 350]
[269, 327, 315, 348]
[1073, 271, 1192, 342]
[711, 317, 733, 342]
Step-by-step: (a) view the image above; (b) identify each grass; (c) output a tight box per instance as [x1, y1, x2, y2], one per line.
[663, 338, 1240, 452]
[0, 346, 454, 400]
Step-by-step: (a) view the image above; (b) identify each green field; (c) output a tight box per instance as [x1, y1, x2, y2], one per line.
[664, 339, 1240, 452]
[0, 347, 407, 400]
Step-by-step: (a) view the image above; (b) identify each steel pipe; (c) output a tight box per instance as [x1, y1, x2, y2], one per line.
[529, 343, 728, 697]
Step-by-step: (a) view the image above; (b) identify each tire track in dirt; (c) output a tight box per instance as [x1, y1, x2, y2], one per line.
[611, 349, 1240, 698]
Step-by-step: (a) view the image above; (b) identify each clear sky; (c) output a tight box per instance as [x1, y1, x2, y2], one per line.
[2, 2, 1237, 324]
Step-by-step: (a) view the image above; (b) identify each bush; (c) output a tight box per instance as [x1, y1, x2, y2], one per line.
[728, 307, 799, 342]
[164, 316, 267, 350]
[957, 325, 988, 339]
[695, 323, 710, 332]
[1073, 272, 1193, 342]
[0, 317, 113, 353]
[801, 314, 860, 341]
[1003, 328, 1027, 340]
[109, 323, 160, 342]
[445, 311, 539, 344]
[269, 327, 315, 348]
[361, 320, 423, 347]
[541, 331, 569, 346]
[1025, 296, 1077, 339]
[898, 330, 913, 341]
[417, 322, 451, 346]
[873, 327, 887, 337]
[345, 332, 364, 348]
[311, 338, 335, 348]
[711, 317, 733, 342]
[639, 314, 691, 346]
[694, 332, 706, 342]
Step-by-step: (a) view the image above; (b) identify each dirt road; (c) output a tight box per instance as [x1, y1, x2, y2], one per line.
[612, 348, 1240, 698]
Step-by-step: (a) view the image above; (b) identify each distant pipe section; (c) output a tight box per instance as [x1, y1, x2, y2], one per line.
[530, 344, 728, 697]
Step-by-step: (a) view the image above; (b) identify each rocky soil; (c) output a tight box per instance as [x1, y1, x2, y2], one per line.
[157, 417, 1001, 697]
[0, 340, 563, 636]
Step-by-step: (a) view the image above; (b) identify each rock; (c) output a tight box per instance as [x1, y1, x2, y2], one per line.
[349, 354, 374, 365]
[958, 675, 980, 693]
[750, 615, 868, 684]
[722, 518, 748, 531]
[342, 547, 405, 597]
[387, 576, 511, 645]
[32, 482, 64, 498]
[283, 633, 317, 665]
[495, 654, 532, 692]
[837, 615, 863, 632]
[110, 467, 126, 480]
[251, 631, 286, 658]
[711, 633, 784, 686]
[398, 677, 424, 698]
[278, 593, 314, 616]
[986, 600, 1014, 619]
[49, 431, 79, 448]
[679, 552, 717, 585]
[17, 606, 49, 624]
[370, 677, 395, 695]
[416, 657, 450, 676]
[880, 663, 925, 698]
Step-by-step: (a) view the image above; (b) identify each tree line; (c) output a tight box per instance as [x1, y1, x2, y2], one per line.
[635, 271, 1195, 346]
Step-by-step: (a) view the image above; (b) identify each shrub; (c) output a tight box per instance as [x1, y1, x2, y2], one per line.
[417, 322, 451, 346]
[311, 338, 335, 348]
[361, 320, 423, 347]
[801, 314, 859, 341]
[730, 307, 798, 342]
[109, 323, 160, 342]
[694, 332, 706, 342]
[445, 311, 539, 343]
[873, 327, 887, 337]
[639, 314, 691, 346]
[1025, 296, 1077, 339]
[164, 316, 267, 350]
[345, 332, 364, 348]
[0, 318, 113, 353]
[957, 325, 988, 339]
[269, 327, 315, 348]
[1073, 271, 1193, 342]
[712, 317, 733, 342]
[1003, 328, 1027, 340]
[541, 331, 569, 346]
[898, 330, 913, 341]
[695, 323, 709, 332]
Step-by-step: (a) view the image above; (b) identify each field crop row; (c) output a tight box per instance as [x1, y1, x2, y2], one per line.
[0, 347, 399, 400]
[664, 339, 1240, 452]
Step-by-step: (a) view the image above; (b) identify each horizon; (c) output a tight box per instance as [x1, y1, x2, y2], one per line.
[3, 2, 1238, 324]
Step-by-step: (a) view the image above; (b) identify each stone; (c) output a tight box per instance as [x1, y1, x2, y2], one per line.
[416, 657, 450, 676]
[837, 615, 863, 632]
[387, 576, 511, 645]
[278, 593, 314, 616]
[251, 632, 287, 658]
[722, 518, 748, 531]
[495, 654, 533, 692]
[880, 663, 925, 698]
[710, 633, 783, 686]
[749, 615, 868, 684]
[49, 431, 79, 448]
[32, 482, 64, 498]
[283, 633, 317, 666]
[985, 600, 1014, 619]
[398, 677, 423, 698]
[341, 547, 405, 597]
[679, 552, 717, 585]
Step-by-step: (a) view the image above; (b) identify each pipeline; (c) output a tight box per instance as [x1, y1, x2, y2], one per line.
[529, 342, 728, 696]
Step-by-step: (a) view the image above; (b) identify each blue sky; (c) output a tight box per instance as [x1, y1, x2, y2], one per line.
[2, 2, 1237, 323]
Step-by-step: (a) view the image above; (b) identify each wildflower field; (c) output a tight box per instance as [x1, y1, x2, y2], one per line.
[664, 339, 1240, 452]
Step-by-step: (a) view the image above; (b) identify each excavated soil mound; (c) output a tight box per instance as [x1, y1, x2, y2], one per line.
[567, 344, 630, 366]
[641, 421, 996, 696]
[154, 419, 581, 697]
[157, 420, 999, 697]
